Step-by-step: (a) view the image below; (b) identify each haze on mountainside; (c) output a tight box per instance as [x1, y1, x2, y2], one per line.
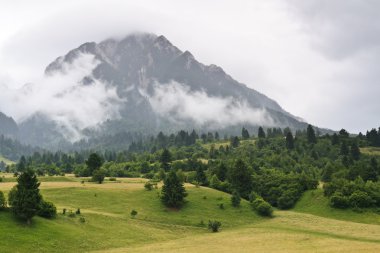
[0, 33, 310, 149]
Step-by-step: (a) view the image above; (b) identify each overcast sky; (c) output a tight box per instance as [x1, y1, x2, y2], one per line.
[0, 0, 379, 133]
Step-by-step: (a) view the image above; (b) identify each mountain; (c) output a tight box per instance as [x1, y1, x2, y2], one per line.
[0, 111, 18, 138]
[21, 33, 310, 148]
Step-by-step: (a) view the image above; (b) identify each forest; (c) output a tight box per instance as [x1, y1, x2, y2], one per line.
[3, 125, 380, 212]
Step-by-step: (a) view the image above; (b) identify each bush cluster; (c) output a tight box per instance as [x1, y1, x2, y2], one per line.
[324, 178, 380, 209]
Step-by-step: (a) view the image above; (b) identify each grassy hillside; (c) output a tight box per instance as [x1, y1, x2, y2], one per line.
[361, 147, 380, 156]
[294, 189, 380, 225]
[1, 177, 380, 252]
[0, 155, 15, 165]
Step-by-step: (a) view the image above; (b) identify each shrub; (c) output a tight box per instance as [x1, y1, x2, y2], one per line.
[109, 177, 117, 181]
[251, 198, 265, 210]
[277, 190, 297, 210]
[208, 220, 222, 232]
[130, 209, 138, 218]
[349, 191, 373, 208]
[231, 191, 241, 207]
[92, 169, 106, 184]
[0, 191, 6, 209]
[256, 201, 273, 217]
[38, 201, 57, 219]
[249, 191, 260, 203]
[144, 181, 153, 191]
[218, 203, 224, 209]
[329, 192, 349, 209]
[68, 210, 76, 218]
[252, 198, 273, 217]
[76, 208, 81, 215]
[79, 217, 86, 223]
[62, 208, 67, 215]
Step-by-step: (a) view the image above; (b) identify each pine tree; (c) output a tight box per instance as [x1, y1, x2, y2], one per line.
[17, 156, 27, 172]
[242, 127, 250, 140]
[216, 162, 227, 181]
[306, 124, 317, 144]
[161, 170, 187, 208]
[285, 131, 294, 150]
[258, 127, 266, 138]
[339, 129, 349, 138]
[86, 153, 103, 175]
[340, 141, 349, 156]
[160, 148, 172, 171]
[350, 142, 360, 160]
[228, 159, 252, 199]
[196, 166, 207, 186]
[8, 169, 42, 224]
[331, 133, 339, 145]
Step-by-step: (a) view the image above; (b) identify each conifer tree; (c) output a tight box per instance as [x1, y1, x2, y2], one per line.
[161, 170, 187, 208]
[8, 169, 42, 224]
[242, 127, 250, 140]
[340, 141, 349, 156]
[160, 148, 172, 171]
[331, 133, 339, 145]
[258, 127, 266, 138]
[306, 124, 317, 144]
[350, 142, 360, 160]
[228, 159, 252, 199]
[85, 153, 103, 175]
[285, 131, 294, 150]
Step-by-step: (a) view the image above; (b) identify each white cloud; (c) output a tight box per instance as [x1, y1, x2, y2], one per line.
[146, 81, 274, 128]
[0, 53, 122, 141]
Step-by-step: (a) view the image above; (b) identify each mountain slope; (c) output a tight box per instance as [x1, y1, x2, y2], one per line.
[22, 33, 309, 148]
[0, 112, 18, 138]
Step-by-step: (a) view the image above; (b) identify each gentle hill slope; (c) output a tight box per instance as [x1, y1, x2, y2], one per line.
[1, 177, 380, 252]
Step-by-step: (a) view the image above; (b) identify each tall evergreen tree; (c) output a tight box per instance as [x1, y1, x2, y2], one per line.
[285, 131, 294, 150]
[258, 127, 266, 139]
[161, 170, 187, 208]
[8, 170, 42, 224]
[306, 124, 317, 144]
[216, 162, 227, 181]
[160, 148, 172, 171]
[242, 127, 250, 140]
[17, 156, 27, 172]
[331, 133, 339, 145]
[340, 141, 349, 156]
[85, 153, 103, 175]
[339, 129, 349, 138]
[228, 159, 253, 199]
[350, 142, 360, 160]
[196, 166, 207, 186]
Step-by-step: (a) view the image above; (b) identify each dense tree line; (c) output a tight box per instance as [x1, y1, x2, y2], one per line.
[6, 125, 380, 212]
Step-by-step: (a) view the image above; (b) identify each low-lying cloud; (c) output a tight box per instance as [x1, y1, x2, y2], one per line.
[146, 81, 274, 129]
[0, 53, 121, 141]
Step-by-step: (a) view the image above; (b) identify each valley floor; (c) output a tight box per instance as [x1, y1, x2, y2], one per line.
[1, 175, 380, 253]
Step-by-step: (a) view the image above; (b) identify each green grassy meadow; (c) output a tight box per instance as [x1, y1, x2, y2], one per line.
[1, 175, 380, 252]
[361, 147, 380, 156]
